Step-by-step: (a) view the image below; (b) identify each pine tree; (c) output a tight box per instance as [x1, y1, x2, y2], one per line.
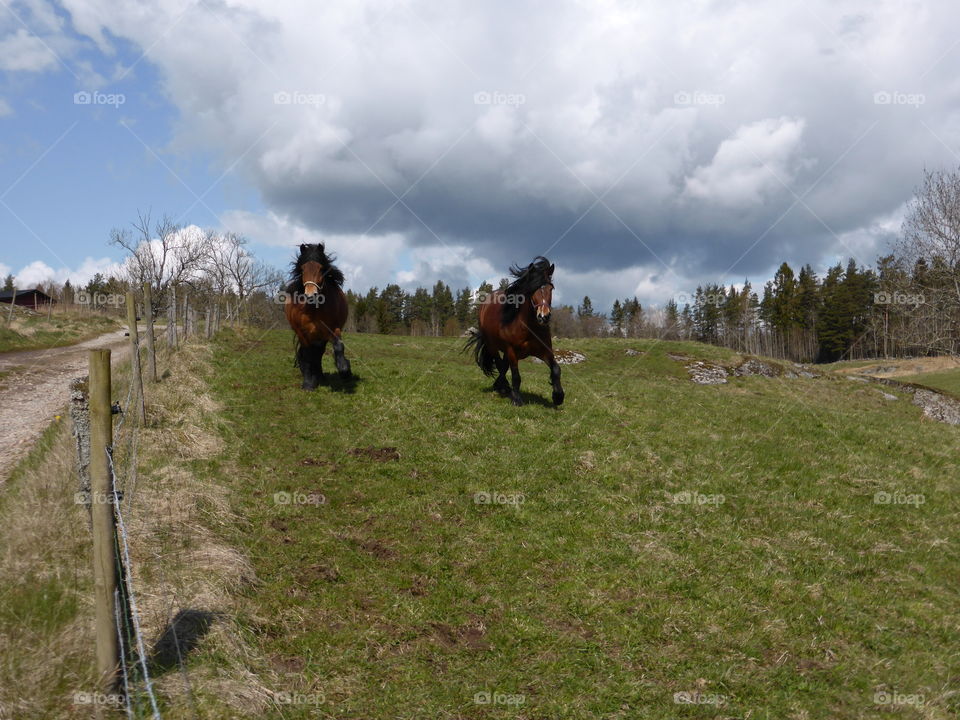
[378, 284, 406, 333]
[577, 296, 594, 319]
[610, 299, 625, 336]
[663, 299, 679, 339]
[454, 286, 473, 327]
[622, 297, 642, 337]
[431, 281, 455, 336]
[2, 274, 13, 292]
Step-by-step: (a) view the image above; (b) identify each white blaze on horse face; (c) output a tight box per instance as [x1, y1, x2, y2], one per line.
[301, 261, 323, 297]
[534, 285, 553, 323]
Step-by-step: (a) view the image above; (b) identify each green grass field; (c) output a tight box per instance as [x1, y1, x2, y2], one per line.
[191, 329, 959, 719]
[899, 369, 960, 397]
[0, 309, 119, 353]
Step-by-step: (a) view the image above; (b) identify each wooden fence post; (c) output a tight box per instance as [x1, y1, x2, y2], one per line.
[89, 349, 119, 693]
[6, 289, 15, 326]
[168, 285, 178, 350]
[182, 295, 190, 339]
[141, 283, 158, 383]
[125, 292, 146, 423]
[204, 309, 211, 339]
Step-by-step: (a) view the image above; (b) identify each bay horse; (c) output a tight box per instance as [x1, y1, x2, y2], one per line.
[465, 256, 564, 406]
[285, 243, 352, 389]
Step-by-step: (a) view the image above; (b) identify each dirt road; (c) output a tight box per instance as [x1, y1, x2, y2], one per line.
[0, 329, 132, 482]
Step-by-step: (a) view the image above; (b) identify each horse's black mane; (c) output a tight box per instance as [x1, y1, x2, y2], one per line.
[286, 243, 344, 293]
[501, 256, 553, 325]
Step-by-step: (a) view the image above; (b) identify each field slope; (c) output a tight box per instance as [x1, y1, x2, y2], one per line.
[200, 329, 959, 719]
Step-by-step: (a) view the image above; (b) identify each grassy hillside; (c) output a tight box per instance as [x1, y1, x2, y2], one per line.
[0, 309, 119, 353]
[899, 368, 960, 397]
[194, 329, 959, 719]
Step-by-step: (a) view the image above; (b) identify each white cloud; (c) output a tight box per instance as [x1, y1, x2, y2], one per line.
[0, 98, 12, 117]
[220, 209, 407, 291]
[0, 28, 58, 72]
[683, 117, 808, 207]
[12, 256, 125, 288]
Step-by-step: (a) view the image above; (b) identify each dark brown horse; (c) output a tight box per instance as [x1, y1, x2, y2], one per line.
[285, 243, 352, 389]
[465, 256, 564, 406]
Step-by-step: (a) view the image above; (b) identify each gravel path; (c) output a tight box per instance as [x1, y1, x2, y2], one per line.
[0, 329, 132, 482]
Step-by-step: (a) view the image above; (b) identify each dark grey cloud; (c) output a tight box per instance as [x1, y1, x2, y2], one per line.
[60, 0, 960, 307]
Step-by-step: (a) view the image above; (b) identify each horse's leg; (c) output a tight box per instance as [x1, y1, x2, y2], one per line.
[546, 353, 564, 406]
[314, 341, 328, 385]
[506, 347, 523, 406]
[332, 329, 351, 379]
[493, 353, 509, 395]
[298, 343, 321, 390]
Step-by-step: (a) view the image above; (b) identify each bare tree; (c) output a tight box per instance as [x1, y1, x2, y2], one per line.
[895, 168, 960, 354]
[110, 210, 207, 304]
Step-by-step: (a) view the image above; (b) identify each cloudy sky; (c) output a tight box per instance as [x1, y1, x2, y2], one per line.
[0, 0, 957, 311]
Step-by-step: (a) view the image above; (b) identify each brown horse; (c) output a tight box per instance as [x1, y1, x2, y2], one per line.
[284, 243, 352, 389]
[465, 256, 564, 406]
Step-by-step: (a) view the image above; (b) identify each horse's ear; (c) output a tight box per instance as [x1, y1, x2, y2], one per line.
[549, 263, 555, 276]
[299, 243, 308, 252]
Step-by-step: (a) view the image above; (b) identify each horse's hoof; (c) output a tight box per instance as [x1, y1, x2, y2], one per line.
[511, 397, 524, 406]
[301, 383, 317, 391]
[339, 370, 352, 380]
[553, 391, 565, 406]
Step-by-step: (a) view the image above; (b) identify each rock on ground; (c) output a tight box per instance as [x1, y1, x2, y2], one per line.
[687, 361, 729, 385]
[913, 389, 960, 425]
[734, 359, 779, 377]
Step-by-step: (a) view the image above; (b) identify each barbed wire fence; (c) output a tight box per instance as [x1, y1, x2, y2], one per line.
[76, 290, 221, 717]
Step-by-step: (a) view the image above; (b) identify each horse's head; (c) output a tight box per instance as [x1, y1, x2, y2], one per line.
[531, 262, 555, 324]
[297, 243, 328, 299]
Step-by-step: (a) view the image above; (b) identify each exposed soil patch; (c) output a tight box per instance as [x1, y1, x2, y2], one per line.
[301, 457, 338, 469]
[297, 563, 341, 584]
[338, 532, 398, 559]
[269, 654, 306, 674]
[347, 446, 400, 462]
[0, 329, 131, 482]
[429, 619, 490, 650]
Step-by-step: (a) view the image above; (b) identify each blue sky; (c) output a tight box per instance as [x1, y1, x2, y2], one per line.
[1, 1, 958, 312]
[0, 21, 262, 281]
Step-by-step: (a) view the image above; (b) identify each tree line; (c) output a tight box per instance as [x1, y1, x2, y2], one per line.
[6, 166, 958, 363]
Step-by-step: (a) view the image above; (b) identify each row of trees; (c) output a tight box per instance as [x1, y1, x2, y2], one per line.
[4, 212, 285, 325]
[7, 166, 959, 362]
[342, 279, 637, 338]
[662, 168, 960, 362]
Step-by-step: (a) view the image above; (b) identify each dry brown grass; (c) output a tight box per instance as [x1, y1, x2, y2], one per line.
[0, 339, 273, 719]
[832, 354, 960, 377]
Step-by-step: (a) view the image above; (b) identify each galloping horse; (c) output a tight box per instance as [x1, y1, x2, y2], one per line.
[465, 256, 564, 406]
[285, 243, 352, 389]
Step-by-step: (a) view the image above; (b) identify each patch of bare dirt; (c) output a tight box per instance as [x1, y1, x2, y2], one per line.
[347, 446, 400, 461]
[0, 329, 131, 482]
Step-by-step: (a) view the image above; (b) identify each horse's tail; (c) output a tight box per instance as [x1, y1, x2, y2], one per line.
[463, 328, 496, 377]
[292, 334, 302, 368]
